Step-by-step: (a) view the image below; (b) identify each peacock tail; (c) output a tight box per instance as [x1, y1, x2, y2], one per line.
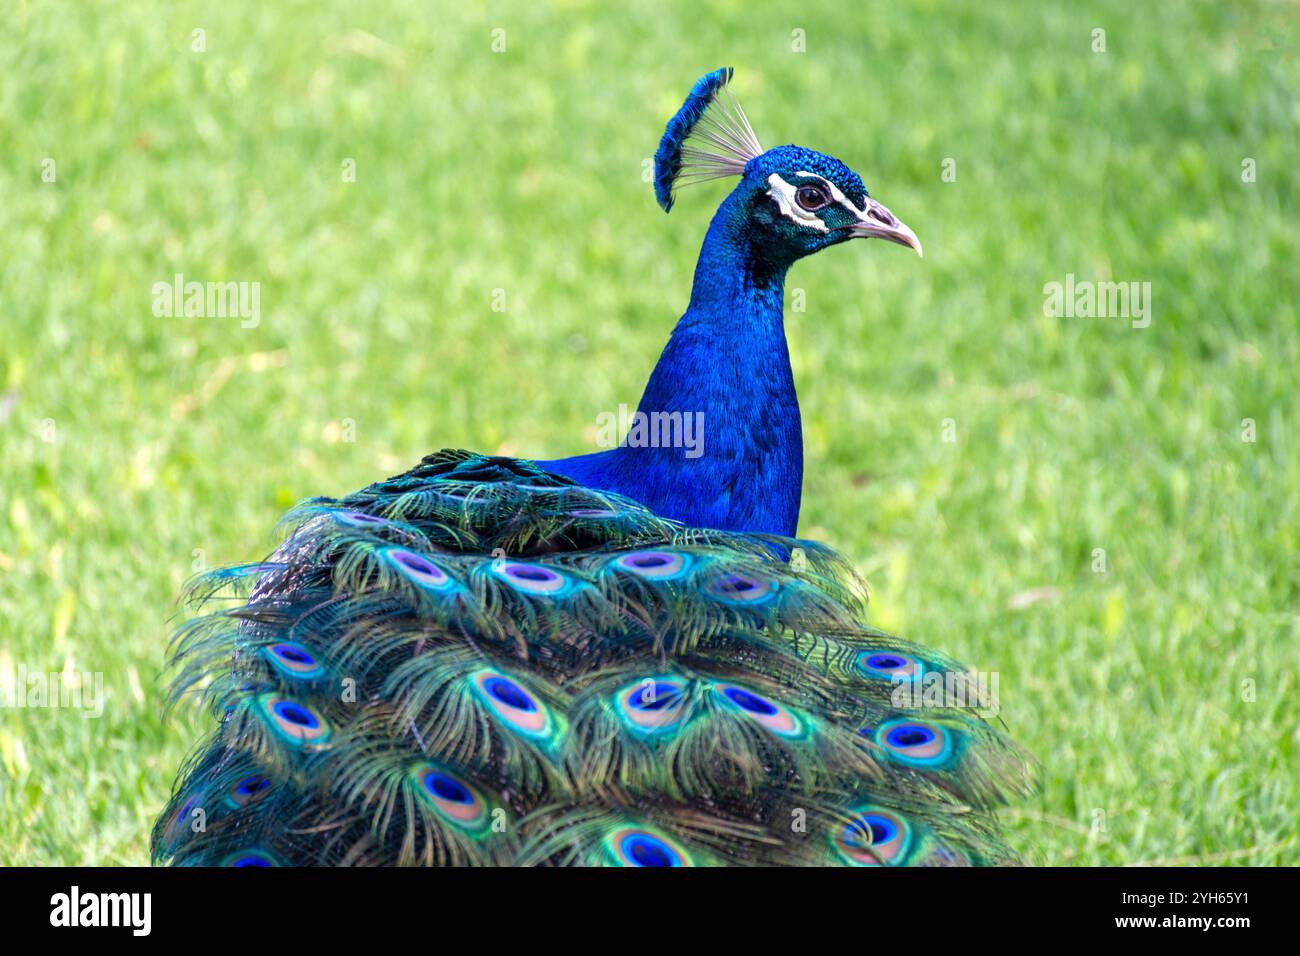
[153, 450, 1034, 867]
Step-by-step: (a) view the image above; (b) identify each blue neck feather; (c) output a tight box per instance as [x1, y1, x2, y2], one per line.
[542, 187, 803, 536]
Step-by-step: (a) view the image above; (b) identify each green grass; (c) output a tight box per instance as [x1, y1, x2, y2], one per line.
[1, 0, 1296, 866]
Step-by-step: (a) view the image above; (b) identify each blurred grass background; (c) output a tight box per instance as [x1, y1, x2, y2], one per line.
[1, 0, 1296, 865]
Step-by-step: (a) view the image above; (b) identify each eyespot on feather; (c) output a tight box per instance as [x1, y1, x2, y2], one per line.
[612, 549, 692, 580]
[384, 547, 457, 591]
[604, 826, 693, 867]
[712, 682, 804, 738]
[490, 560, 576, 597]
[409, 762, 494, 836]
[833, 809, 913, 866]
[872, 718, 955, 768]
[254, 693, 332, 748]
[223, 773, 274, 810]
[707, 571, 778, 605]
[221, 849, 281, 867]
[469, 669, 559, 744]
[854, 649, 925, 683]
[615, 677, 689, 734]
[263, 641, 325, 680]
[332, 509, 387, 529]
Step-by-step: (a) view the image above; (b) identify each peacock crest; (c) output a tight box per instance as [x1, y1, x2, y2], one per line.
[653, 67, 764, 211]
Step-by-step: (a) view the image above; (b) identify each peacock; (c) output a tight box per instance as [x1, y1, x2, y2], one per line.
[154, 68, 1033, 867]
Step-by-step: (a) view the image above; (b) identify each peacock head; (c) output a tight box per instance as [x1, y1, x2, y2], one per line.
[653, 68, 921, 268]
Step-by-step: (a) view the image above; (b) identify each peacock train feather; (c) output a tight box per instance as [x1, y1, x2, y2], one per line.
[155, 71, 1033, 867]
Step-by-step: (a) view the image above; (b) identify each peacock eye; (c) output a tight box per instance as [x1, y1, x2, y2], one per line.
[795, 185, 829, 211]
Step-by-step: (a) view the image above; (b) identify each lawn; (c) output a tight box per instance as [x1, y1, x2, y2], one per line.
[1, 0, 1295, 865]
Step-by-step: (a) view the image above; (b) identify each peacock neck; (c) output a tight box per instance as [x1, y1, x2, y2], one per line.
[543, 190, 805, 536]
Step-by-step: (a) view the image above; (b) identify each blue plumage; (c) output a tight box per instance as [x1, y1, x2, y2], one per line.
[541, 72, 918, 536]
[154, 72, 1027, 867]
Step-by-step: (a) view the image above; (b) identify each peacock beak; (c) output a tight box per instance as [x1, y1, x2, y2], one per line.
[849, 197, 923, 258]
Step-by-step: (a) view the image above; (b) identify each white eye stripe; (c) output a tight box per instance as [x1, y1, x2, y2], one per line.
[795, 170, 866, 215]
[768, 172, 868, 231]
[766, 174, 829, 232]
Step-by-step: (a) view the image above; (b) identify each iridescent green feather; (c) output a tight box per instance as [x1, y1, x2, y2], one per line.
[152, 450, 1034, 867]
